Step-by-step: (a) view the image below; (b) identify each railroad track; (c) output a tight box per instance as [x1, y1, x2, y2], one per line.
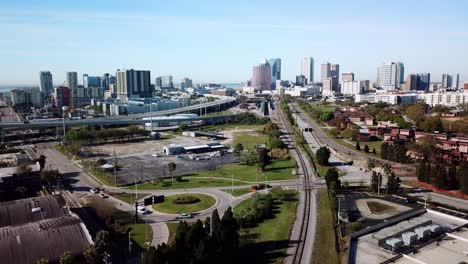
[275, 103, 312, 264]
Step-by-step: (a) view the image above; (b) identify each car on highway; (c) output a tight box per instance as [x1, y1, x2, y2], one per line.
[98, 193, 108, 198]
[176, 213, 193, 219]
[90, 188, 100, 194]
[152, 153, 160, 157]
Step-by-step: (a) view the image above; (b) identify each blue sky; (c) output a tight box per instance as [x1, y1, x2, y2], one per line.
[0, 0, 467, 85]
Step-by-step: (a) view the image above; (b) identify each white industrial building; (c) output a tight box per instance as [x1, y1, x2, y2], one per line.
[143, 113, 198, 127]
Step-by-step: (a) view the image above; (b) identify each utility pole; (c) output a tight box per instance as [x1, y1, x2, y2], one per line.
[150, 100, 153, 132]
[113, 147, 117, 187]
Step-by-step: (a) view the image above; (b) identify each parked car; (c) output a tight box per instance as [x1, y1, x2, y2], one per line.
[90, 189, 100, 194]
[176, 213, 193, 219]
[137, 207, 150, 215]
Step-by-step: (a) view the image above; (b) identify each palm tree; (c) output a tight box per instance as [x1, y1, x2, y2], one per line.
[167, 162, 176, 184]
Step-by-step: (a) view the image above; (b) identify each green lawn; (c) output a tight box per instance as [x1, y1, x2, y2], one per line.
[196, 159, 295, 182]
[313, 189, 339, 264]
[83, 167, 115, 186]
[129, 223, 152, 248]
[203, 110, 235, 117]
[201, 124, 265, 132]
[237, 189, 298, 264]
[232, 131, 267, 150]
[132, 159, 296, 191]
[166, 222, 179, 242]
[152, 193, 216, 214]
[222, 188, 255, 197]
[322, 128, 382, 159]
[110, 192, 148, 205]
[131, 177, 246, 190]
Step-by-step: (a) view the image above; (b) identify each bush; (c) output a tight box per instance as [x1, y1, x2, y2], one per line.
[175, 176, 183, 182]
[270, 148, 290, 159]
[173, 196, 200, 204]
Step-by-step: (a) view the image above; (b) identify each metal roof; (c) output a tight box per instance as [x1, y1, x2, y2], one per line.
[0, 195, 67, 228]
[0, 215, 92, 264]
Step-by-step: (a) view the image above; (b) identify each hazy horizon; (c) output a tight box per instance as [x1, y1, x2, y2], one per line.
[1, 0, 467, 86]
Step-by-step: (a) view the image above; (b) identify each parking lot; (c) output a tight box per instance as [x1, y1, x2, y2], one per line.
[112, 153, 237, 185]
[81, 132, 241, 186]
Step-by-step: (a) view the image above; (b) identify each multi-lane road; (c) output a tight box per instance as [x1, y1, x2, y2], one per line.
[0, 97, 237, 130]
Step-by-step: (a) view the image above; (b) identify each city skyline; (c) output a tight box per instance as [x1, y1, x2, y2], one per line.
[1, 0, 468, 85]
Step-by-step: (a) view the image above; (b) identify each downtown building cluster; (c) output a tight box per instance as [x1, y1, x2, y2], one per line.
[245, 57, 467, 108]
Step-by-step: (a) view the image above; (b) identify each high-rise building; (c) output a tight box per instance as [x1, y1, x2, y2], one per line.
[180, 78, 193, 90]
[268, 58, 281, 89]
[405, 73, 430, 91]
[454, 73, 460, 90]
[156, 75, 174, 89]
[295, 75, 307, 87]
[251, 59, 272, 90]
[39, 71, 53, 99]
[83, 74, 101, 88]
[342, 72, 354, 82]
[442, 74, 452, 88]
[54, 86, 70, 108]
[321, 62, 331, 83]
[301, 57, 314, 84]
[442, 73, 460, 89]
[405, 74, 417, 91]
[116, 69, 151, 100]
[321, 62, 339, 91]
[66, 72, 78, 109]
[377, 62, 404, 90]
[10, 88, 43, 107]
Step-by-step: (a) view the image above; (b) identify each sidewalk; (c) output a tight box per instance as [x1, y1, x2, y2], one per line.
[150, 222, 169, 247]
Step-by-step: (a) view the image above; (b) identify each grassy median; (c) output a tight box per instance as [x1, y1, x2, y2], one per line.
[313, 189, 339, 264]
[237, 189, 298, 264]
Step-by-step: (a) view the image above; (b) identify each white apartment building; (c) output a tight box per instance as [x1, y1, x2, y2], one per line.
[418, 91, 468, 107]
[355, 93, 417, 105]
[341, 80, 370, 95]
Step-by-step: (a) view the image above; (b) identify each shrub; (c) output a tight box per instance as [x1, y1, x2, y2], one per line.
[173, 195, 200, 204]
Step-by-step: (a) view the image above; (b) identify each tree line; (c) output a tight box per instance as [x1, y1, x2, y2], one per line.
[142, 208, 239, 264]
[380, 142, 408, 163]
[417, 160, 468, 193]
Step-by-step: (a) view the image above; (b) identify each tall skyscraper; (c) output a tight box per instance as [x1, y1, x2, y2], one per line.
[377, 62, 404, 90]
[268, 58, 281, 89]
[156, 75, 174, 89]
[251, 59, 272, 90]
[180, 78, 193, 90]
[331, 64, 340, 91]
[39, 71, 53, 99]
[301, 57, 314, 84]
[116, 69, 151, 100]
[83, 74, 101, 88]
[442, 74, 452, 88]
[66, 72, 78, 109]
[454, 73, 460, 90]
[321, 62, 331, 83]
